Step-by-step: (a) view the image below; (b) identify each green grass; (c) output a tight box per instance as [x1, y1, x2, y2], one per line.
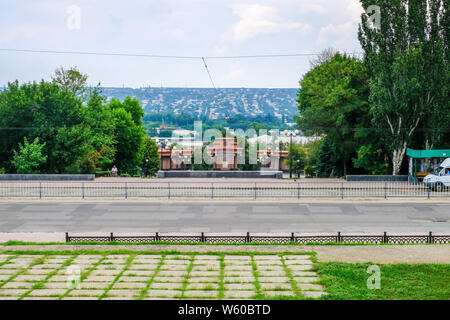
[317, 262, 450, 300]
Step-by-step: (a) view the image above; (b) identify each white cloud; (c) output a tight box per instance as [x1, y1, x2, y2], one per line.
[316, 22, 357, 49]
[220, 66, 245, 82]
[231, 4, 311, 42]
[168, 28, 185, 38]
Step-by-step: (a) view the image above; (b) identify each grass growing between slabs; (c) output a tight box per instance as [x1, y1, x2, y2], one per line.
[316, 262, 450, 300]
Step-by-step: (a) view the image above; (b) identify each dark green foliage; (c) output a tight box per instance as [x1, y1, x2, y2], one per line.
[296, 53, 372, 176]
[12, 137, 47, 174]
[141, 136, 160, 177]
[358, 0, 449, 174]
[316, 138, 340, 178]
[0, 75, 148, 175]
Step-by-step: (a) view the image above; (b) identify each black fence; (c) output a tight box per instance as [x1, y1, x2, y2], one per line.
[65, 232, 450, 244]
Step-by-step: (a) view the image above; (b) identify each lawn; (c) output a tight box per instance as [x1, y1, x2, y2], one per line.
[317, 262, 450, 300]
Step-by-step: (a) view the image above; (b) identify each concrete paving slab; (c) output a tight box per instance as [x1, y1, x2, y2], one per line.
[150, 282, 183, 290]
[113, 282, 147, 289]
[224, 277, 255, 283]
[84, 276, 117, 282]
[2, 281, 33, 289]
[223, 271, 253, 277]
[69, 290, 105, 297]
[107, 289, 140, 297]
[260, 283, 292, 290]
[298, 284, 324, 291]
[224, 290, 255, 298]
[0, 289, 28, 296]
[258, 277, 290, 283]
[224, 283, 255, 290]
[187, 277, 219, 283]
[27, 289, 67, 296]
[183, 290, 218, 298]
[186, 283, 219, 290]
[152, 276, 185, 283]
[14, 275, 47, 282]
[295, 277, 320, 283]
[288, 265, 314, 271]
[117, 276, 149, 282]
[79, 282, 111, 289]
[146, 289, 181, 298]
[263, 291, 296, 297]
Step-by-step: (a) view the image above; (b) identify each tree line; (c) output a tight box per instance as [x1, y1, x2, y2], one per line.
[0, 67, 160, 176]
[296, 0, 449, 176]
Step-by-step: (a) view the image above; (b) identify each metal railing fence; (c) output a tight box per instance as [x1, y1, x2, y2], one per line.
[0, 181, 449, 199]
[66, 232, 450, 244]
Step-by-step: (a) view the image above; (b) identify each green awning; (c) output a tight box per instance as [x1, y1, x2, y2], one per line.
[407, 148, 450, 158]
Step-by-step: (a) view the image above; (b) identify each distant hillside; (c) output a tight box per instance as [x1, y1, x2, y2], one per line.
[100, 87, 299, 121]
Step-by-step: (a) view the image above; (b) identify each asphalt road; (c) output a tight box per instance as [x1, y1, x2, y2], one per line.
[0, 201, 450, 233]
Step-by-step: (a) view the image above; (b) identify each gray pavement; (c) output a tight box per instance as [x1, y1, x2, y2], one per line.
[0, 201, 450, 233]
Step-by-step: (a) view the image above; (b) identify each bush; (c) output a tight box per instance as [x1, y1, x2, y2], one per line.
[95, 171, 111, 177]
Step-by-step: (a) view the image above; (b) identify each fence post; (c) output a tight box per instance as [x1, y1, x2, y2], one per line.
[211, 183, 214, 199]
[428, 231, 433, 244]
[337, 231, 341, 243]
[291, 232, 295, 243]
[428, 188, 430, 200]
[254, 183, 257, 199]
[201, 232, 205, 242]
[65, 232, 69, 243]
[168, 182, 171, 199]
[297, 182, 300, 200]
[246, 232, 251, 243]
[384, 182, 387, 199]
[341, 183, 344, 200]
[110, 232, 114, 242]
[155, 232, 159, 242]
[82, 182, 85, 200]
[383, 232, 387, 244]
[125, 182, 128, 199]
[39, 182, 42, 199]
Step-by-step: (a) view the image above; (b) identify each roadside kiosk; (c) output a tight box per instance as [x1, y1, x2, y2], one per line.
[407, 148, 450, 182]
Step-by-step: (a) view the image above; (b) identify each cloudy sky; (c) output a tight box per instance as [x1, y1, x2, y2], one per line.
[0, 0, 365, 88]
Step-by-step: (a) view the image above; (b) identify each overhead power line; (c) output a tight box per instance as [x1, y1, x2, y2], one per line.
[202, 57, 216, 89]
[0, 48, 344, 60]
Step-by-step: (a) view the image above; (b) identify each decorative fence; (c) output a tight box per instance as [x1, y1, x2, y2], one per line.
[0, 181, 449, 199]
[66, 232, 450, 244]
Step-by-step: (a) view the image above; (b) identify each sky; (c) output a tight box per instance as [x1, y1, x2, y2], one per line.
[0, 0, 365, 88]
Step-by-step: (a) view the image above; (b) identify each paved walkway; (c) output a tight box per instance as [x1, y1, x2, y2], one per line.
[0, 253, 324, 300]
[312, 245, 450, 264]
[1, 244, 449, 263]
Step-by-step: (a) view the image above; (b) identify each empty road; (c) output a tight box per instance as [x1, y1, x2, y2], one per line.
[0, 201, 450, 233]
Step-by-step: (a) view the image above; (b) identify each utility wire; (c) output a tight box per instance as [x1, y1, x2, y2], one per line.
[0, 48, 341, 60]
[202, 57, 216, 89]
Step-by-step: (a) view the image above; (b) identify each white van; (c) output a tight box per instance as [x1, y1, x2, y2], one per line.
[424, 158, 450, 191]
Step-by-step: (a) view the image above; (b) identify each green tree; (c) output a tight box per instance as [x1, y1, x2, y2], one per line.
[12, 137, 47, 174]
[52, 66, 88, 95]
[285, 144, 308, 177]
[296, 53, 371, 175]
[141, 136, 160, 176]
[359, 0, 448, 174]
[316, 138, 339, 178]
[110, 100, 145, 175]
[353, 144, 389, 175]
